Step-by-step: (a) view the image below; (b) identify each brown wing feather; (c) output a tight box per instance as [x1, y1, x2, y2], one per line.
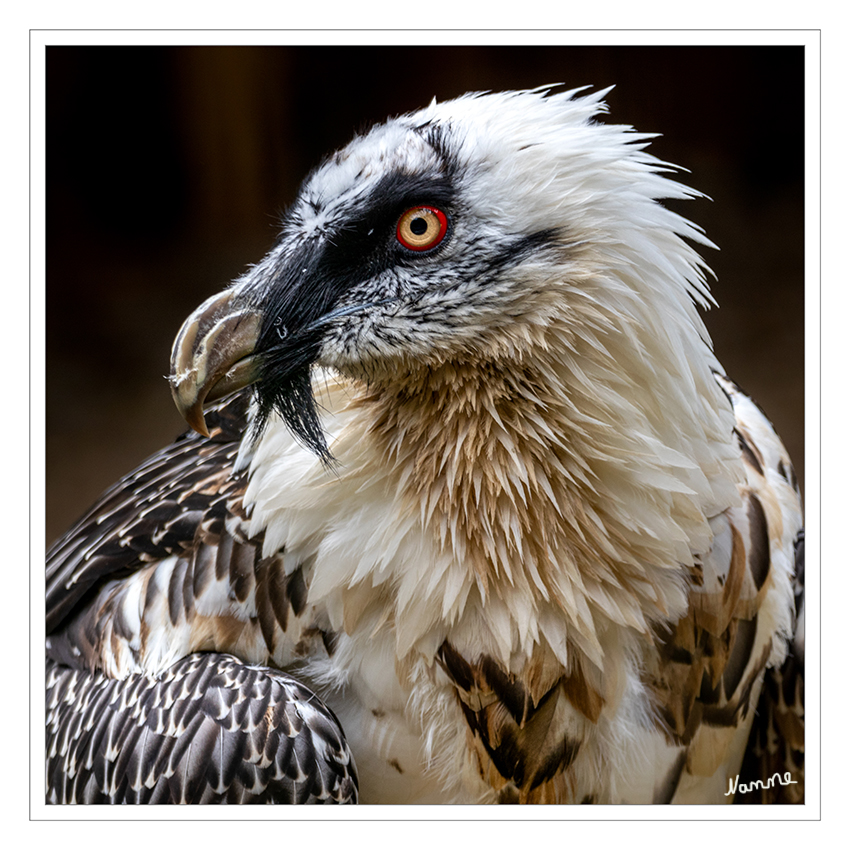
[46, 392, 251, 635]
[47, 391, 330, 675]
[46, 652, 358, 803]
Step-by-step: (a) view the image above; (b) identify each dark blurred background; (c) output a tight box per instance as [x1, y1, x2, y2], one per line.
[45, 45, 805, 545]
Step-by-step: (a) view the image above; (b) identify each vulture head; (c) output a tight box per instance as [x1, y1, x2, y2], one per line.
[169, 87, 735, 527]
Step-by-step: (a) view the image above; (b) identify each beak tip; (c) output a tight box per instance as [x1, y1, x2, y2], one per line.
[170, 381, 211, 438]
[188, 412, 211, 438]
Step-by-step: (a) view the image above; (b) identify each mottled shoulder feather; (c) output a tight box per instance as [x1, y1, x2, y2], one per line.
[46, 392, 251, 635]
[735, 529, 804, 803]
[644, 375, 803, 802]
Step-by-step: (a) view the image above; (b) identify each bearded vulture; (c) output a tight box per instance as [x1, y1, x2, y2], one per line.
[45, 87, 804, 805]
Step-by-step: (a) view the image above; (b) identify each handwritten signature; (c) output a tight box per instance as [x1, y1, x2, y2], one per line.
[725, 771, 798, 796]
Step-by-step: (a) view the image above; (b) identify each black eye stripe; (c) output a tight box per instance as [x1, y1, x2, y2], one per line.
[259, 171, 458, 349]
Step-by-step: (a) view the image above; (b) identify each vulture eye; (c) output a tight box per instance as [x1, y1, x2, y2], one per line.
[396, 206, 449, 252]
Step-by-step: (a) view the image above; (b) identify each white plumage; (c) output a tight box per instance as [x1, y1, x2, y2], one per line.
[46, 87, 803, 804]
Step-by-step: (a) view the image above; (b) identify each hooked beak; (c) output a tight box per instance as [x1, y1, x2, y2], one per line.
[169, 290, 261, 437]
